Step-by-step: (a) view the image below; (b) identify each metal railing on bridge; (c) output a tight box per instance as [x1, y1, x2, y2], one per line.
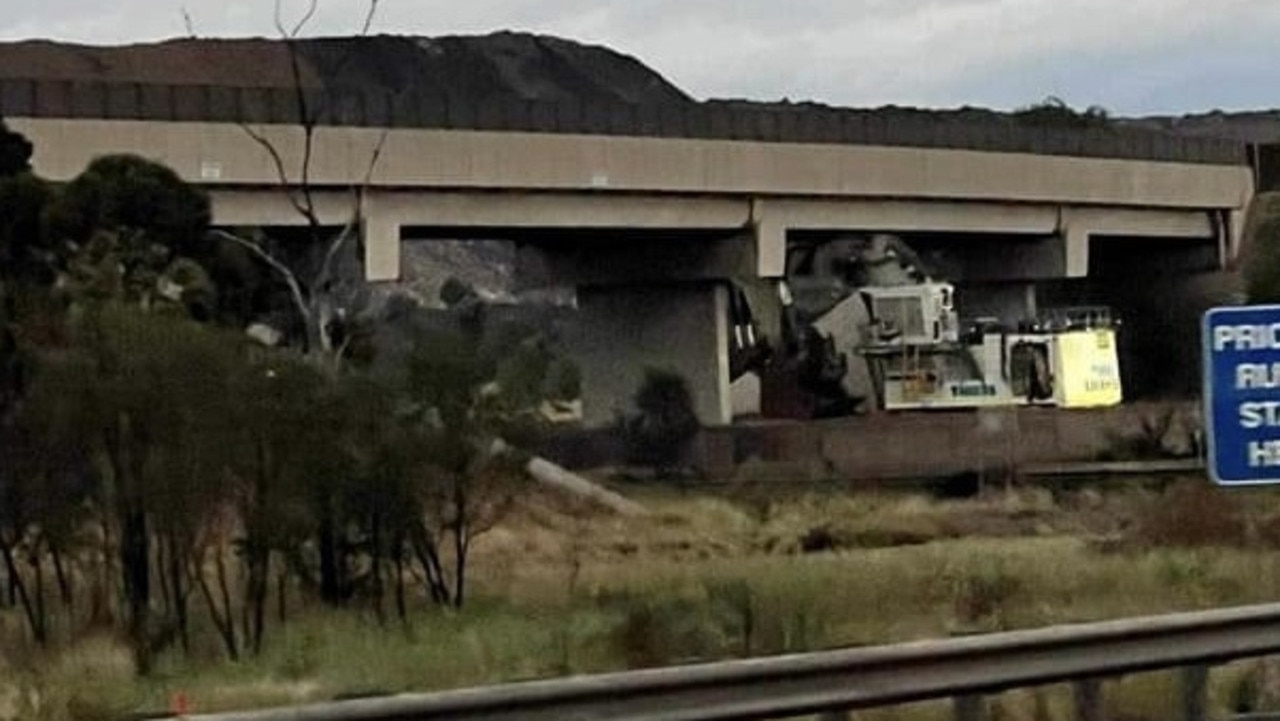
[0, 78, 1249, 166]
[181, 602, 1280, 721]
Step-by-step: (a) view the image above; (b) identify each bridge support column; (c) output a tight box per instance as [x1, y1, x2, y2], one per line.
[361, 193, 403, 281]
[569, 283, 732, 428]
[751, 199, 787, 278]
[1064, 225, 1090, 278]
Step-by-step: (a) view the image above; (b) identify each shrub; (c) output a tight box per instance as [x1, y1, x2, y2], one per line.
[621, 369, 700, 478]
[594, 588, 730, 669]
[1244, 193, 1280, 304]
[1131, 481, 1246, 549]
[796, 523, 936, 554]
[949, 561, 1024, 630]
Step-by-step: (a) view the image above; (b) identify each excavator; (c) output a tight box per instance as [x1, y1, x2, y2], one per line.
[728, 234, 1123, 418]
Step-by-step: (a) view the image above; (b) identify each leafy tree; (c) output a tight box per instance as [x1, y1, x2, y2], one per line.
[46, 154, 213, 311]
[623, 369, 701, 479]
[28, 303, 244, 672]
[0, 416, 92, 645]
[0, 118, 32, 177]
[1244, 193, 1280, 303]
[395, 299, 568, 608]
[0, 121, 54, 419]
[1013, 96, 1110, 129]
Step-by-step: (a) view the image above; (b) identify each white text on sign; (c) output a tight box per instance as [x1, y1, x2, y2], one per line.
[1215, 325, 1280, 352]
[1250, 440, 1280, 467]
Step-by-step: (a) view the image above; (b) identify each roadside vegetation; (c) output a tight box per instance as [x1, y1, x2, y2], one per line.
[7, 468, 1280, 719]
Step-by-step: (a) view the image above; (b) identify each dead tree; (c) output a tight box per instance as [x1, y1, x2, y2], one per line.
[213, 0, 389, 372]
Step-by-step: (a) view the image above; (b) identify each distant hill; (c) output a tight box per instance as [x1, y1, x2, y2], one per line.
[0, 32, 691, 106]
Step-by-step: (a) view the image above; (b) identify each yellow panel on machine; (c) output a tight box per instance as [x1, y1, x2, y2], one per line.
[1053, 328, 1123, 408]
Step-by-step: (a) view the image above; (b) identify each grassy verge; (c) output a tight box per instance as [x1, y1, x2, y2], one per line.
[5, 480, 1280, 720]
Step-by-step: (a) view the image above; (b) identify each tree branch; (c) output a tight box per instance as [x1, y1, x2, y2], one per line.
[284, 43, 319, 241]
[362, 127, 390, 188]
[274, 0, 319, 39]
[314, 126, 387, 293]
[315, 221, 358, 296]
[361, 0, 381, 35]
[237, 124, 313, 223]
[210, 230, 311, 328]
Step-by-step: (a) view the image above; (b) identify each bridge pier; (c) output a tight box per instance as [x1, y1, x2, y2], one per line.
[568, 283, 733, 428]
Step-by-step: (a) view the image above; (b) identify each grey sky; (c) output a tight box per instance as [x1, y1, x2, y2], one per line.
[2, 0, 1277, 115]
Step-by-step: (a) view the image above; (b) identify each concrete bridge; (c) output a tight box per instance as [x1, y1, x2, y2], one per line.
[4, 83, 1258, 426]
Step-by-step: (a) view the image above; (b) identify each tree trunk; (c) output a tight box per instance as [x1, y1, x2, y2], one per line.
[156, 536, 173, 620]
[31, 546, 47, 644]
[242, 544, 270, 656]
[169, 534, 189, 653]
[393, 534, 407, 624]
[194, 546, 239, 662]
[453, 531, 468, 610]
[4, 560, 14, 608]
[371, 511, 384, 625]
[317, 502, 342, 605]
[51, 545, 73, 609]
[277, 567, 288, 626]
[121, 504, 152, 674]
[0, 538, 44, 644]
[452, 481, 468, 609]
[1, 554, 10, 608]
[409, 523, 450, 606]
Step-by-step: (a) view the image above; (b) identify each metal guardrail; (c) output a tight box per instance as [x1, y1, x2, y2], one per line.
[186, 602, 1280, 721]
[1019, 458, 1206, 477]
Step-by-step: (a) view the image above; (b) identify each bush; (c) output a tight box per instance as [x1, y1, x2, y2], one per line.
[0, 119, 32, 178]
[1131, 481, 1246, 549]
[621, 369, 700, 478]
[797, 522, 937, 554]
[949, 561, 1024, 630]
[1244, 193, 1280, 304]
[594, 588, 731, 668]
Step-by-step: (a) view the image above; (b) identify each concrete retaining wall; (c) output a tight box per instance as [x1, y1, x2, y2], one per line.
[541, 401, 1202, 482]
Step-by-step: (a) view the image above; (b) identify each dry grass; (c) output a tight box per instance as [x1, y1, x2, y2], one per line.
[7, 479, 1280, 719]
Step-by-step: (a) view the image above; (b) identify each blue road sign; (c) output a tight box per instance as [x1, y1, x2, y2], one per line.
[1204, 305, 1280, 485]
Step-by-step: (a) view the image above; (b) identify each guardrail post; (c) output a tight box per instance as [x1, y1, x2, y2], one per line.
[954, 695, 986, 721]
[1073, 679, 1104, 721]
[1181, 665, 1209, 721]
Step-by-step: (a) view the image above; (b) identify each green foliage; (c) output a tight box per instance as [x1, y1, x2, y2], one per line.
[1244, 193, 1280, 304]
[0, 172, 55, 283]
[0, 124, 578, 674]
[947, 560, 1025, 631]
[1013, 96, 1111, 129]
[46, 154, 211, 260]
[0, 135, 55, 419]
[594, 587, 735, 668]
[621, 368, 700, 477]
[0, 118, 32, 178]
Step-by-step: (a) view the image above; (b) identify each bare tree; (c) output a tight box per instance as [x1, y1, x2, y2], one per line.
[212, 0, 390, 370]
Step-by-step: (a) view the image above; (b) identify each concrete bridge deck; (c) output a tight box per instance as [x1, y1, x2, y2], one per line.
[3, 79, 1257, 428]
[8, 116, 1256, 284]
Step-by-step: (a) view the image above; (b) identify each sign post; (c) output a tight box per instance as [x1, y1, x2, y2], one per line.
[1204, 305, 1280, 486]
